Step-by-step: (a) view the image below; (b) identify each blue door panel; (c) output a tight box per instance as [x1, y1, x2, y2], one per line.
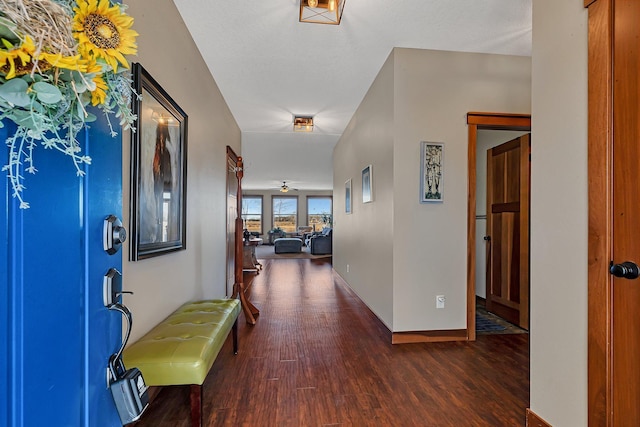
[3, 109, 123, 427]
[1, 124, 11, 427]
[84, 118, 124, 426]
[20, 156, 86, 426]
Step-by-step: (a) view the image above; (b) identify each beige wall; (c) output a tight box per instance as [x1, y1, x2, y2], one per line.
[334, 48, 530, 332]
[530, 1, 588, 425]
[333, 51, 395, 329]
[122, 0, 241, 342]
[392, 49, 531, 332]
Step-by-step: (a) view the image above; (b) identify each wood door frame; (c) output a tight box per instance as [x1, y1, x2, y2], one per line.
[585, 0, 613, 424]
[466, 112, 531, 341]
[226, 147, 239, 297]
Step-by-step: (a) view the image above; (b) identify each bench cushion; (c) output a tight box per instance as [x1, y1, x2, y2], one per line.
[123, 299, 240, 386]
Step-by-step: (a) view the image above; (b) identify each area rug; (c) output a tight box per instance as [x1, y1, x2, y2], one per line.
[476, 304, 528, 335]
[254, 244, 331, 260]
[476, 313, 506, 333]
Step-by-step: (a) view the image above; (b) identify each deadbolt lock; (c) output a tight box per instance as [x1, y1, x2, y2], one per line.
[104, 215, 127, 255]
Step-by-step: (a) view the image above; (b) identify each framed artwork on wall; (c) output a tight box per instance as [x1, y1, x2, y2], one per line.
[420, 141, 444, 203]
[362, 164, 373, 203]
[345, 178, 352, 213]
[130, 63, 188, 260]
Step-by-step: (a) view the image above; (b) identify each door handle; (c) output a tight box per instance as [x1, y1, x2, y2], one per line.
[609, 261, 640, 280]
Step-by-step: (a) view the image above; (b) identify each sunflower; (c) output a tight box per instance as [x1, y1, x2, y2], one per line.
[72, 0, 138, 72]
[0, 36, 86, 79]
[0, 37, 36, 79]
[89, 73, 108, 105]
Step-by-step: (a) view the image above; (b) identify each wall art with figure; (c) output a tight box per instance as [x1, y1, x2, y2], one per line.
[130, 63, 188, 260]
[420, 142, 443, 202]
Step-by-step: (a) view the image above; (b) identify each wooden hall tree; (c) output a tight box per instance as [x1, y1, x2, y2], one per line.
[227, 147, 259, 324]
[587, 0, 640, 424]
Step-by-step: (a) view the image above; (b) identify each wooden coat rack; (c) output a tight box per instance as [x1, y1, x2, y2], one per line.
[233, 156, 259, 324]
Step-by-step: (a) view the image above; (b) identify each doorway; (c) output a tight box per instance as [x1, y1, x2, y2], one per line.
[466, 113, 531, 341]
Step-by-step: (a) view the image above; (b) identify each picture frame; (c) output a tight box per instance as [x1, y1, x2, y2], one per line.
[130, 63, 188, 260]
[420, 141, 444, 202]
[362, 165, 373, 203]
[345, 178, 352, 214]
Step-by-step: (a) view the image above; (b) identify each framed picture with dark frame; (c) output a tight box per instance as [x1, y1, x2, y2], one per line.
[345, 178, 352, 214]
[362, 164, 373, 203]
[129, 63, 188, 260]
[420, 141, 444, 202]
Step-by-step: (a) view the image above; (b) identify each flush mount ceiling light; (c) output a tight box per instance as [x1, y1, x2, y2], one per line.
[293, 116, 314, 132]
[299, 0, 345, 25]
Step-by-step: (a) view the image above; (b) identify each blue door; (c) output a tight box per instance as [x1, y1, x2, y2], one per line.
[1, 114, 124, 426]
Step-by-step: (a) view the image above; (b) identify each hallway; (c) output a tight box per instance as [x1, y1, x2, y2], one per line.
[136, 258, 529, 426]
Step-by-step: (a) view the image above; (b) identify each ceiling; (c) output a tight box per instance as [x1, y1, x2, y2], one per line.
[172, 0, 532, 191]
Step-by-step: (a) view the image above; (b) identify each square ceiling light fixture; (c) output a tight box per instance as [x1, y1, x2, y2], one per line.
[293, 116, 314, 132]
[299, 0, 345, 25]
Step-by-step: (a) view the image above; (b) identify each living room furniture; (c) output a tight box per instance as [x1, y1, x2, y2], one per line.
[242, 238, 263, 273]
[268, 229, 286, 245]
[274, 237, 303, 253]
[123, 299, 240, 427]
[308, 228, 332, 255]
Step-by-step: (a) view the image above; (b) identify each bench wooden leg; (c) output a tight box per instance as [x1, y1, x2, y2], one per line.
[190, 384, 202, 427]
[232, 318, 238, 354]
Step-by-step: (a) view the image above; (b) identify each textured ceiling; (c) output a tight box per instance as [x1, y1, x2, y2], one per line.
[173, 0, 532, 190]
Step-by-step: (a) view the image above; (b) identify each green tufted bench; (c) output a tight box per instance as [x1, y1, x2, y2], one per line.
[123, 299, 241, 427]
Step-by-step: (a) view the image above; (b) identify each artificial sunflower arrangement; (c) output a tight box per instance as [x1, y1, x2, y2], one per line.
[0, 0, 138, 208]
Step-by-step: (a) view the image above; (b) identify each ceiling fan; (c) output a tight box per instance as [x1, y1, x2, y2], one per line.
[279, 181, 298, 193]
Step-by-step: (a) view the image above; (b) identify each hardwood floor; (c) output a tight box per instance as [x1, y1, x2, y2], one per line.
[135, 258, 529, 426]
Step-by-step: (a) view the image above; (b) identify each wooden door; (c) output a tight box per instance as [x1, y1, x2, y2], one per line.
[587, 0, 640, 423]
[485, 134, 530, 329]
[610, 0, 640, 421]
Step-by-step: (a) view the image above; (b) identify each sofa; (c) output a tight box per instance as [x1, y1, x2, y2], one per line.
[307, 228, 332, 255]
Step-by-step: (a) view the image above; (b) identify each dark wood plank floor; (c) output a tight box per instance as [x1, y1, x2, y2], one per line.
[135, 258, 529, 426]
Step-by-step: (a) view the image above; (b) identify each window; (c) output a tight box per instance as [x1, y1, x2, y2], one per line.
[307, 196, 332, 230]
[272, 196, 298, 233]
[241, 196, 263, 234]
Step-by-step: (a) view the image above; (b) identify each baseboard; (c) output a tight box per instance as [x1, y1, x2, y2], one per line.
[392, 329, 467, 344]
[526, 409, 552, 427]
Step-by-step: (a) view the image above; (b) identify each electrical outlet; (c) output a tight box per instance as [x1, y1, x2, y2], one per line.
[436, 295, 445, 309]
[346, 264, 350, 273]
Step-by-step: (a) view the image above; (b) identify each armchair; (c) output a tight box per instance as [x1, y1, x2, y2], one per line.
[308, 228, 332, 255]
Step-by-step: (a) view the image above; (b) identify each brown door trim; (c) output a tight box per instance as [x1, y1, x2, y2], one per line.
[586, 0, 613, 425]
[466, 112, 531, 341]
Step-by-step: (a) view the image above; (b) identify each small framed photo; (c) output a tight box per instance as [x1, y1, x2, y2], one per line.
[345, 178, 352, 214]
[362, 164, 373, 203]
[420, 142, 443, 203]
[130, 63, 188, 260]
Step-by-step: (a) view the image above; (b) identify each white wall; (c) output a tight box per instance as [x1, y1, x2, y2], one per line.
[123, 0, 241, 341]
[333, 52, 395, 329]
[530, 1, 588, 425]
